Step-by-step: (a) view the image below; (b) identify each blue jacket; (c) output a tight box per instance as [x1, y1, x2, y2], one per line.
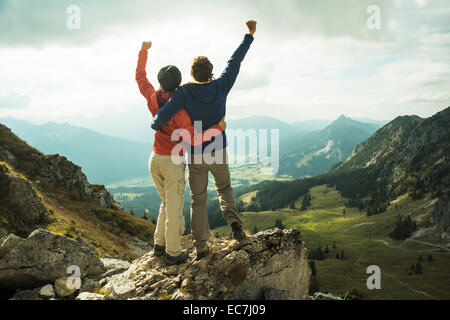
[151, 34, 254, 153]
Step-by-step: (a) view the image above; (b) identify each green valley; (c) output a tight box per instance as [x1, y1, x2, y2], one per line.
[214, 185, 450, 300]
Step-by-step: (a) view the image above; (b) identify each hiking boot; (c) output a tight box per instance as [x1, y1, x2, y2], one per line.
[231, 222, 249, 242]
[153, 245, 165, 257]
[196, 247, 210, 260]
[166, 250, 189, 266]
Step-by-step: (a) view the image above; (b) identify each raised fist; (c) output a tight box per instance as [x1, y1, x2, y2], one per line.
[141, 41, 152, 50]
[219, 117, 227, 130]
[246, 20, 257, 36]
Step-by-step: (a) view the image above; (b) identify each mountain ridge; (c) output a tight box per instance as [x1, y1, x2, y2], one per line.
[0, 123, 155, 259]
[235, 106, 449, 224]
[0, 118, 153, 185]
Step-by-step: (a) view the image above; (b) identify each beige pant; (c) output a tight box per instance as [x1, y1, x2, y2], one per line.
[188, 150, 242, 252]
[149, 152, 186, 257]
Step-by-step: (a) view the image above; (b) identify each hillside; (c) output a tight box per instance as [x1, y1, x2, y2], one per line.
[278, 115, 380, 178]
[0, 123, 155, 260]
[1, 115, 378, 189]
[237, 107, 449, 219]
[338, 109, 450, 199]
[227, 106, 450, 298]
[215, 185, 450, 299]
[0, 118, 153, 185]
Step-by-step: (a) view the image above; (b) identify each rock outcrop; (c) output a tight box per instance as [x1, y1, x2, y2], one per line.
[339, 107, 450, 199]
[75, 292, 106, 300]
[0, 163, 49, 235]
[430, 195, 450, 240]
[100, 258, 131, 278]
[0, 229, 106, 289]
[5, 228, 310, 300]
[0, 124, 122, 212]
[0, 123, 154, 259]
[104, 228, 311, 300]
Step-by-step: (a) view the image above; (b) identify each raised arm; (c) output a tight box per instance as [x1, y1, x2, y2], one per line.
[217, 20, 256, 94]
[136, 41, 157, 114]
[151, 88, 185, 130]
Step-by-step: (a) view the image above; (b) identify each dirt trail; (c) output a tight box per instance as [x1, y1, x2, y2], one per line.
[375, 238, 450, 252]
[342, 222, 375, 233]
[383, 273, 437, 300]
[404, 239, 450, 251]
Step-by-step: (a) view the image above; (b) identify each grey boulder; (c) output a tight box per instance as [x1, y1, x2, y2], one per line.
[100, 258, 131, 278]
[0, 229, 106, 289]
[75, 292, 107, 300]
[39, 284, 55, 299]
[103, 273, 136, 300]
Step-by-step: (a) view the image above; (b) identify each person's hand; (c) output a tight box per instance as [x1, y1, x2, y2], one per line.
[246, 20, 257, 36]
[141, 41, 152, 50]
[219, 117, 227, 130]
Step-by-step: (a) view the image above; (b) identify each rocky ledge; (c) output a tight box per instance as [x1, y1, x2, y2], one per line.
[2, 228, 311, 300]
[115, 228, 311, 300]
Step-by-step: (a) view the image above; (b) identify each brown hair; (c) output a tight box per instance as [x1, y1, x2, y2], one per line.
[191, 56, 213, 82]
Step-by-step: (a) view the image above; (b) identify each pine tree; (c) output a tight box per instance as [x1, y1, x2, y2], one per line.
[333, 241, 336, 249]
[414, 262, 423, 274]
[289, 202, 296, 209]
[389, 215, 417, 240]
[427, 254, 433, 262]
[301, 194, 312, 211]
[340, 250, 344, 259]
[274, 218, 285, 230]
[311, 247, 325, 260]
[252, 225, 258, 234]
[335, 252, 340, 259]
[324, 245, 329, 254]
[418, 255, 423, 262]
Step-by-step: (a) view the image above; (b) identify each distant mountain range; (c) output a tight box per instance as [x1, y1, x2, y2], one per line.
[236, 106, 449, 219]
[0, 123, 155, 258]
[278, 115, 380, 178]
[0, 118, 152, 185]
[0, 114, 384, 186]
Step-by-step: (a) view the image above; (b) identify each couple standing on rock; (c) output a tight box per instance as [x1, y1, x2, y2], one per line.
[136, 20, 257, 265]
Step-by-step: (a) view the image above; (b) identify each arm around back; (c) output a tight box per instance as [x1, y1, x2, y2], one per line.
[151, 88, 186, 130]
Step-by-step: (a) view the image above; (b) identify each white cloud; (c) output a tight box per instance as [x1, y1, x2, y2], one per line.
[0, 90, 30, 109]
[0, 0, 448, 132]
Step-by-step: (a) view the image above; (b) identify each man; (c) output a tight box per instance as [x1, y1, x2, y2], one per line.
[151, 20, 257, 259]
[136, 41, 225, 265]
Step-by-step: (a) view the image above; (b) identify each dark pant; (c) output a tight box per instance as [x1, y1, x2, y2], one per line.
[188, 150, 242, 252]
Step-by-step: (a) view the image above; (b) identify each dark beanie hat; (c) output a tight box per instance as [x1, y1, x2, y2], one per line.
[157, 65, 182, 92]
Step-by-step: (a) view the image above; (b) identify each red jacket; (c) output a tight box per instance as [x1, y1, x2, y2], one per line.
[136, 49, 223, 156]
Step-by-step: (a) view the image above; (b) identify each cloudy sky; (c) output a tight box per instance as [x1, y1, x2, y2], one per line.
[0, 0, 449, 139]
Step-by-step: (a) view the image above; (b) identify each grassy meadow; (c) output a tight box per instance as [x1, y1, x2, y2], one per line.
[214, 185, 450, 299]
